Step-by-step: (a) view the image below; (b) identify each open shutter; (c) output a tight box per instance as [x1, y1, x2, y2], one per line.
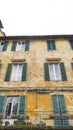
[69, 40, 73, 49]
[5, 63, 12, 81]
[60, 62, 67, 81]
[52, 95, 60, 115]
[71, 63, 73, 70]
[0, 96, 6, 115]
[25, 40, 30, 51]
[22, 63, 27, 81]
[18, 95, 26, 124]
[11, 41, 17, 51]
[2, 41, 8, 51]
[44, 63, 50, 81]
[52, 40, 56, 50]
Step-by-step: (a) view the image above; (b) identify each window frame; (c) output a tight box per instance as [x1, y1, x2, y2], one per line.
[5, 96, 19, 117]
[47, 40, 56, 50]
[49, 63, 61, 81]
[11, 64, 23, 81]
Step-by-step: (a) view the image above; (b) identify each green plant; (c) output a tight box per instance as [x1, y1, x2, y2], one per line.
[14, 120, 18, 125]
[5, 121, 10, 126]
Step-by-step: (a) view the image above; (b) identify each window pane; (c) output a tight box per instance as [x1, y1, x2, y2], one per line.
[12, 97, 19, 115]
[5, 97, 12, 116]
[55, 64, 61, 80]
[0, 42, 3, 51]
[5, 97, 19, 116]
[17, 65, 23, 81]
[49, 64, 55, 80]
[21, 42, 25, 50]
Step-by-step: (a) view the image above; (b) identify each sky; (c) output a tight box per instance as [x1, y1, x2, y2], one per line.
[0, 0, 73, 36]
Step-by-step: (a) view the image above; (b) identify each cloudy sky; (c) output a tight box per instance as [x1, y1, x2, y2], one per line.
[0, 0, 73, 35]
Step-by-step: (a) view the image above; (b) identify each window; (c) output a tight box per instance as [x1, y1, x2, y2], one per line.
[69, 40, 73, 49]
[44, 62, 67, 81]
[49, 63, 61, 81]
[16, 41, 26, 51]
[5, 97, 19, 116]
[11, 64, 23, 81]
[0, 42, 4, 51]
[11, 40, 30, 51]
[52, 94, 69, 126]
[5, 63, 27, 81]
[47, 40, 56, 50]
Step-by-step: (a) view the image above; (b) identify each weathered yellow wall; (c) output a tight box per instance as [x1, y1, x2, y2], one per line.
[0, 38, 73, 125]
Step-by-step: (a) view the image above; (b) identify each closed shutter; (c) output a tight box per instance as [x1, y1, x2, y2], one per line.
[52, 40, 56, 50]
[60, 62, 67, 81]
[11, 41, 17, 51]
[52, 95, 60, 115]
[47, 40, 56, 50]
[25, 40, 30, 51]
[0, 96, 6, 115]
[44, 63, 50, 81]
[59, 95, 69, 126]
[5, 63, 12, 81]
[22, 63, 27, 81]
[62, 119, 69, 126]
[54, 119, 62, 126]
[71, 63, 73, 70]
[47, 41, 51, 50]
[69, 40, 73, 49]
[2, 41, 8, 51]
[18, 95, 26, 124]
[59, 95, 66, 115]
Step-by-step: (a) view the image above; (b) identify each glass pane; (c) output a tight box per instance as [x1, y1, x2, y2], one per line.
[5, 97, 12, 116]
[21, 42, 25, 50]
[11, 65, 17, 81]
[0, 43, 3, 51]
[18, 65, 23, 72]
[12, 97, 19, 115]
[49, 64, 55, 80]
[55, 64, 61, 80]
[16, 42, 21, 51]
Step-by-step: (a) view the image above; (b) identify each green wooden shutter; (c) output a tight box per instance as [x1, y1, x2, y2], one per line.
[18, 95, 26, 124]
[47, 41, 51, 50]
[54, 119, 62, 126]
[59, 95, 69, 126]
[62, 119, 69, 126]
[60, 62, 67, 81]
[44, 63, 50, 81]
[47, 40, 56, 50]
[25, 40, 30, 51]
[0, 64, 1, 69]
[22, 63, 27, 81]
[5, 63, 12, 81]
[52, 95, 60, 115]
[0, 96, 6, 115]
[69, 40, 73, 49]
[59, 95, 66, 115]
[71, 63, 73, 70]
[52, 40, 56, 50]
[2, 41, 8, 51]
[11, 41, 17, 51]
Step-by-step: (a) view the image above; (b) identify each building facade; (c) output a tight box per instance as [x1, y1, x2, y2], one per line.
[0, 21, 73, 126]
